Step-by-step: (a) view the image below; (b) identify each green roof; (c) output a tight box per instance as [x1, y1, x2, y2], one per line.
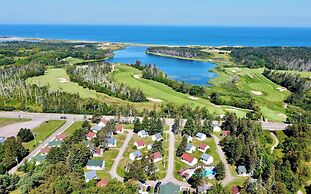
[87, 159, 105, 167]
[159, 182, 180, 194]
[33, 155, 46, 162]
[48, 140, 62, 147]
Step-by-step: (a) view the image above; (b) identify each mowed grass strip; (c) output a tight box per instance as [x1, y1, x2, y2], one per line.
[24, 120, 66, 151]
[0, 118, 31, 128]
[112, 64, 247, 117]
[62, 121, 84, 136]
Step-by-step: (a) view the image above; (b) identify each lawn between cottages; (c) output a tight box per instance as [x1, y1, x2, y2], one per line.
[0, 117, 31, 128]
[62, 121, 84, 136]
[23, 120, 66, 152]
[84, 131, 128, 181]
[117, 133, 169, 180]
[174, 134, 220, 182]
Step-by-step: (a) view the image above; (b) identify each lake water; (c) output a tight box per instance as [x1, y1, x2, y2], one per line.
[107, 46, 218, 85]
[1, 25, 311, 85]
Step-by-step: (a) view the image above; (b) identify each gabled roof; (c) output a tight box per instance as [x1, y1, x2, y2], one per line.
[199, 143, 208, 150]
[100, 118, 108, 124]
[94, 147, 102, 155]
[48, 140, 62, 147]
[152, 151, 162, 160]
[139, 130, 147, 135]
[201, 153, 212, 161]
[196, 132, 205, 138]
[91, 125, 101, 132]
[56, 133, 67, 141]
[232, 186, 241, 194]
[97, 178, 108, 187]
[115, 124, 123, 132]
[86, 131, 96, 138]
[33, 155, 46, 162]
[222, 130, 231, 136]
[186, 143, 194, 151]
[0, 136, 6, 144]
[154, 133, 163, 139]
[87, 159, 104, 167]
[135, 140, 145, 147]
[85, 170, 97, 180]
[181, 153, 194, 163]
[132, 150, 142, 158]
[40, 146, 50, 154]
[238, 165, 247, 174]
[159, 182, 180, 194]
[107, 137, 116, 144]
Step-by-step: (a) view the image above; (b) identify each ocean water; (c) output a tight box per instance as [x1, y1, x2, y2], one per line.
[1, 25, 311, 46]
[1, 25, 311, 85]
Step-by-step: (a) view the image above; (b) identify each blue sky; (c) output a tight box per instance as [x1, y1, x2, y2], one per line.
[1, 0, 311, 27]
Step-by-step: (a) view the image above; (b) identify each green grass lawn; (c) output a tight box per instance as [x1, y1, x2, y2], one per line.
[0, 117, 31, 127]
[62, 121, 84, 136]
[117, 133, 168, 179]
[112, 64, 248, 117]
[63, 57, 84, 65]
[210, 67, 291, 122]
[23, 120, 66, 151]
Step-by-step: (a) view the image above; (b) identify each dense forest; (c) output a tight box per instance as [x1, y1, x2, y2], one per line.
[263, 69, 311, 123]
[220, 112, 311, 193]
[67, 62, 147, 102]
[225, 47, 311, 71]
[147, 46, 212, 60]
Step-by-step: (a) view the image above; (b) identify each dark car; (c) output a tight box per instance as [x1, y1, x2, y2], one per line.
[154, 181, 162, 193]
[60, 116, 67, 119]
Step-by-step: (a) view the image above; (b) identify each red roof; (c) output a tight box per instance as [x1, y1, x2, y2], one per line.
[95, 147, 102, 155]
[100, 118, 108, 124]
[116, 124, 123, 132]
[152, 151, 162, 160]
[199, 143, 207, 150]
[56, 133, 67, 141]
[181, 153, 194, 163]
[40, 146, 50, 154]
[222, 130, 231, 136]
[86, 131, 96, 139]
[232, 186, 241, 194]
[97, 178, 108, 187]
[135, 140, 145, 147]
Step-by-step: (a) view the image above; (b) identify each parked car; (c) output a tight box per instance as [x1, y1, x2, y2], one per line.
[60, 116, 67, 119]
[154, 181, 162, 193]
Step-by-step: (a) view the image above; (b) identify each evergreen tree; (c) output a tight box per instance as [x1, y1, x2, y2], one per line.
[176, 136, 187, 157]
[133, 119, 142, 133]
[17, 128, 34, 142]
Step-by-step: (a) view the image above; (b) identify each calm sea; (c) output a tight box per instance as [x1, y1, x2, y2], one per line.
[1, 25, 311, 85]
[1, 25, 311, 46]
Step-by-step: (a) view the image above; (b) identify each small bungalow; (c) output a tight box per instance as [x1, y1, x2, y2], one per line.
[213, 124, 221, 132]
[180, 153, 198, 166]
[195, 132, 207, 141]
[184, 134, 192, 143]
[107, 137, 117, 147]
[237, 165, 247, 176]
[186, 143, 196, 153]
[48, 140, 62, 148]
[159, 182, 180, 194]
[97, 178, 108, 187]
[98, 118, 108, 127]
[32, 155, 46, 165]
[232, 186, 241, 194]
[115, 124, 124, 134]
[55, 133, 67, 141]
[85, 170, 98, 182]
[222, 130, 231, 137]
[93, 147, 103, 157]
[129, 150, 142, 161]
[0, 136, 5, 144]
[86, 131, 96, 140]
[40, 146, 50, 155]
[138, 130, 148, 138]
[152, 133, 163, 141]
[152, 151, 163, 163]
[147, 144, 153, 151]
[198, 143, 210, 152]
[134, 140, 145, 149]
[200, 153, 214, 165]
[86, 159, 105, 170]
[91, 124, 102, 133]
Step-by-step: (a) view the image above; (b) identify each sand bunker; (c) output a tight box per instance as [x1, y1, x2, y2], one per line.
[231, 70, 237, 73]
[188, 96, 199, 100]
[133, 74, 142, 79]
[276, 87, 287, 92]
[251, 91, 263, 95]
[57, 78, 69, 83]
[147, 97, 162, 103]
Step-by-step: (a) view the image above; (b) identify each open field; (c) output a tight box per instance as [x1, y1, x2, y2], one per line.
[112, 64, 248, 117]
[62, 121, 84, 136]
[23, 120, 66, 151]
[0, 117, 31, 128]
[210, 67, 291, 122]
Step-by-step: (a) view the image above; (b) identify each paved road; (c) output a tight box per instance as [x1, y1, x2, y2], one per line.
[212, 135, 236, 186]
[9, 119, 75, 174]
[109, 130, 133, 181]
[270, 132, 279, 153]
